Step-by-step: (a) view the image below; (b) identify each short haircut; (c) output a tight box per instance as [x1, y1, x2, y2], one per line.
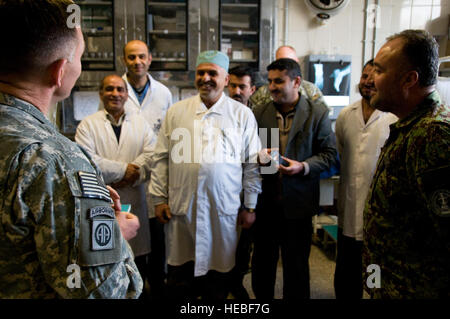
[99, 75, 128, 91]
[363, 59, 374, 70]
[228, 66, 256, 86]
[387, 29, 439, 87]
[0, 0, 78, 76]
[267, 58, 302, 80]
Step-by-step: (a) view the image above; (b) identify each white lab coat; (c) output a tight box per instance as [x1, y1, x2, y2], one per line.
[122, 73, 172, 218]
[149, 93, 262, 276]
[75, 109, 155, 257]
[335, 100, 397, 240]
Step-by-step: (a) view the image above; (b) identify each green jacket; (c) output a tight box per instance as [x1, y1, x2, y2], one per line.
[363, 91, 450, 298]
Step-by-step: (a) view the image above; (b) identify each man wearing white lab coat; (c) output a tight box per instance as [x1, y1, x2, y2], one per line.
[122, 40, 173, 298]
[149, 51, 262, 300]
[75, 75, 155, 288]
[334, 60, 397, 298]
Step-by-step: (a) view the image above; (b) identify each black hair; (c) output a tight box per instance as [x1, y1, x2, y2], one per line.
[228, 66, 256, 86]
[267, 58, 302, 80]
[0, 0, 78, 75]
[387, 29, 439, 86]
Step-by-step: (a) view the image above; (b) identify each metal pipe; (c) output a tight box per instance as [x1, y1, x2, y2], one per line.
[371, 0, 379, 58]
[284, 0, 289, 46]
[362, 0, 369, 68]
[272, 0, 277, 61]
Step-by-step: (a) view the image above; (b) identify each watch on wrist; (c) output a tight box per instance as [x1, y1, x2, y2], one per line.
[245, 207, 255, 213]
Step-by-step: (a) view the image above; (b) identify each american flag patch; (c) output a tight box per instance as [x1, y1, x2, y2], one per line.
[78, 171, 112, 203]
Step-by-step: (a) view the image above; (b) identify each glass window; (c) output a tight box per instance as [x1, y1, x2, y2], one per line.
[76, 0, 115, 71]
[147, 0, 188, 71]
[220, 0, 260, 69]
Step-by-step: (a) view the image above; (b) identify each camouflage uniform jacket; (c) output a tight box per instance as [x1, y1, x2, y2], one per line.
[363, 91, 450, 298]
[249, 79, 326, 109]
[0, 93, 143, 298]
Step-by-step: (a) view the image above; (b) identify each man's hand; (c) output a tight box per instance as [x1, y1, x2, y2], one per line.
[238, 208, 256, 229]
[258, 148, 279, 166]
[107, 185, 122, 214]
[278, 156, 304, 175]
[155, 203, 172, 224]
[107, 185, 140, 240]
[123, 163, 140, 183]
[111, 163, 140, 188]
[115, 211, 140, 241]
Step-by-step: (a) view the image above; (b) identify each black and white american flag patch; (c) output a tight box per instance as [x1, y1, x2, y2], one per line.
[78, 171, 112, 203]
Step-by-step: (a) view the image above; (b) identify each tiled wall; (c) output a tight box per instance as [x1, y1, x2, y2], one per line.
[275, 0, 449, 103]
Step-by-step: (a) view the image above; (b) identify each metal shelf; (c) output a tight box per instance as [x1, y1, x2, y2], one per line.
[149, 30, 186, 35]
[222, 3, 258, 8]
[83, 31, 113, 37]
[82, 58, 114, 62]
[83, 16, 111, 21]
[76, 1, 112, 5]
[148, 2, 186, 7]
[152, 58, 187, 62]
[222, 30, 258, 36]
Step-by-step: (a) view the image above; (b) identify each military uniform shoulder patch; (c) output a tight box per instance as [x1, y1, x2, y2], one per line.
[431, 189, 450, 217]
[89, 206, 115, 219]
[78, 171, 112, 203]
[92, 219, 115, 251]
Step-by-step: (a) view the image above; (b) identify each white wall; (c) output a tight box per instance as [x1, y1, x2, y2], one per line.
[275, 0, 450, 103]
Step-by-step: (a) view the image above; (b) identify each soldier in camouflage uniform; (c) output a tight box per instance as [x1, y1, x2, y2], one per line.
[249, 45, 326, 109]
[0, 0, 142, 298]
[363, 29, 449, 298]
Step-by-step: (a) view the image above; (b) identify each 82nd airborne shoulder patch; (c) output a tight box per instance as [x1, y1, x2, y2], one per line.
[92, 219, 115, 251]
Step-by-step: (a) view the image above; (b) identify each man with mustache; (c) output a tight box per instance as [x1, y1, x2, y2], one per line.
[122, 40, 172, 299]
[149, 51, 262, 300]
[250, 45, 326, 109]
[252, 58, 337, 299]
[363, 29, 449, 298]
[333, 60, 397, 299]
[75, 75, 155, 295]
[226, 65, 257, 299]
[228, 66, 256, 108]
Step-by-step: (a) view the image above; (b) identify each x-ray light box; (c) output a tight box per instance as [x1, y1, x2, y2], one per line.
[305, 55, 351, 119]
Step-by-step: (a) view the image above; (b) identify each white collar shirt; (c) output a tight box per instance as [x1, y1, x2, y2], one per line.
[122, 72, 172, 218]
[149, 93, 262, 276]
[335, 100, 397, 240]
[75, 110, 156, 256]
[122, 72, 172, 137]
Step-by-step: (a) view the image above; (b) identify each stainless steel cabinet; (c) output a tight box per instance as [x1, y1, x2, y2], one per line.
[220, 0, 260, 69]
[76, 0, 115, 70]
[147, 1, 188, 70]
[59, 0, 275, 138]
[147, 0, 273, 71]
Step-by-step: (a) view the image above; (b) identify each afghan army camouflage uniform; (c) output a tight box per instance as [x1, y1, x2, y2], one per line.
[249, 79, 327, 109]
[363, 91, 450, 298]
[0, 93, 143, 298]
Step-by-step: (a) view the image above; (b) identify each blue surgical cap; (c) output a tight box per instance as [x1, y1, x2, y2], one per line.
[196, 50, 229, 72]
